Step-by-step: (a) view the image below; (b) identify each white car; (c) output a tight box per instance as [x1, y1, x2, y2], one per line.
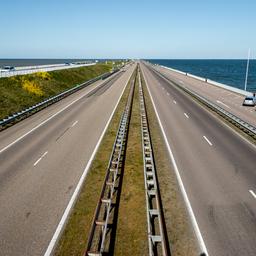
[243, 96, 256, 106]
[0, 66, 15, 72]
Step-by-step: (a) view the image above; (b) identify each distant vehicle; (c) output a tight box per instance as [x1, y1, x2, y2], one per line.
[243, 96, 256, 106]
[0, 66, 15, 72]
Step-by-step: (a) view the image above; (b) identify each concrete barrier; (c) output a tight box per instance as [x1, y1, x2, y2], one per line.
[160, 65, 252, 97]
[187, 73, 206, 82]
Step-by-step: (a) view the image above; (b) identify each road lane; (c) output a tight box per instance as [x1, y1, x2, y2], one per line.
[0, 64, 135, 256]
[141, 62, 256, 256]
[152, 64, 256, 127]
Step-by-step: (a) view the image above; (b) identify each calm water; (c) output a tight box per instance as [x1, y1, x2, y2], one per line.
[148, 59, 256, 92]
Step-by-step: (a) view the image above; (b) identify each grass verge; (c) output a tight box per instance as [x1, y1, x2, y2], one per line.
[114, 71, 148, 255]
[54, 67, 135, 256]
[0, 63, 113, 120]
[140, 69, 200, 256]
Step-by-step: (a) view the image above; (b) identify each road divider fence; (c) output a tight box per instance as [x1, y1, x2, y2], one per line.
[138, 69, 169, 256]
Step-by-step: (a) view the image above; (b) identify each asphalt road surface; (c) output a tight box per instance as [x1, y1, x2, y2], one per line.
[141, 62, 256, 256]
[0, 64, 135, 256]
[153, 64, 256, 127]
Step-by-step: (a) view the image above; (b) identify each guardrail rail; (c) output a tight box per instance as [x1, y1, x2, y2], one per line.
[151, 66, 256, 140]
[85, 69, 136, 256]
[138, 69, 169, 256]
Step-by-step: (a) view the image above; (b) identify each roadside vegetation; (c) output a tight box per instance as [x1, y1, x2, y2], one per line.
[54, 68, 135, 256]
[0, 63, 115, 120]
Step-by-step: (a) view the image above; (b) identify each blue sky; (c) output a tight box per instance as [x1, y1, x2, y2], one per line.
[1, 0, 256, 59]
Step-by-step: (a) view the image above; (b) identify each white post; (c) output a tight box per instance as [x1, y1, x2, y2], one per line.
[244, 48, 250, 91]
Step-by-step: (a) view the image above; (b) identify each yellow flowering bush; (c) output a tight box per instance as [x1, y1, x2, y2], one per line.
[35, 72, 51, 80]
[22, 79, 44, 96]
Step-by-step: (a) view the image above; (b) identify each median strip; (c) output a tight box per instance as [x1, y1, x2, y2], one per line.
[52, 66, 136, 256]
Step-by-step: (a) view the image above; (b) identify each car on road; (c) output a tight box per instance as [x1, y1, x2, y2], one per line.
[242, 96, 256, 106]
[0, 66, 15, 72]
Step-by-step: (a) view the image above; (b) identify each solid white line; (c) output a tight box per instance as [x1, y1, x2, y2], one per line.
[203, 136, 213, 146]
[141, 66, 209, 256]
[71, 120, 78, 127]
[216, 100, 230, 109]
[184, 113, 189, 119]
[249, 190, 256, 199]
[44, 66, 134, 256]
[0, 74, 119, 155]
[33, 151, 48, 166]
[173, 100, 177, 104]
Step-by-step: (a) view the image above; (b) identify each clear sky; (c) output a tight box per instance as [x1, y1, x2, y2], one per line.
[1, 0, 256, 59]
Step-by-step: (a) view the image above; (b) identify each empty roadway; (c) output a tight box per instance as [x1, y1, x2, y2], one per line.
[0, 64, 135, 256]
[141, 62, 256, 256]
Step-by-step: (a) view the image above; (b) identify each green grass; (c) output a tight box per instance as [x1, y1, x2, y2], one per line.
[0, 63, 113, 120]
[114, 71, 148, 255]
[54, 68, 134, 256]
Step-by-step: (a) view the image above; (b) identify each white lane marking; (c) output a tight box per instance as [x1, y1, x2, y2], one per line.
[179, 80, 184, 84]
[184, 113, 189, 119]
[33, 151, 48, 166]
[216, 100, 230, 109]
[0, 73, 120, 155]
[71, 120, 78, 127]
[44, 66, 134, 256]
[162, 87, 164, 90]
[141, 66, 209, 256]
[203, 136, 213, 146]
[249, 190, 256, 199]
[167, 92, 170, 96]
[173, 100, 177, 104]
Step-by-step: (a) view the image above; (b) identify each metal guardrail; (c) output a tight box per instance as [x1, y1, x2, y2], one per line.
[85, 70, 135, 256]
[138, 69, 168, 256]
[151, 66, 256, 139]
[0, 69, 120, 131]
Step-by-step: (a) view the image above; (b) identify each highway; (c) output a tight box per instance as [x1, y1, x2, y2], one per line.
[0, 62, 96, 78]
[141, 62, 256, 256]
[153, 64, 256, 127]
[0, 64, 135, 256]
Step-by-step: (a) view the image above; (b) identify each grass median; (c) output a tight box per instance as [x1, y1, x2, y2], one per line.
[114, 71, 148, 255]
[140, 68, 200, 256]
[0, 63, 115, 120]
[54, 67, 135, 256]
